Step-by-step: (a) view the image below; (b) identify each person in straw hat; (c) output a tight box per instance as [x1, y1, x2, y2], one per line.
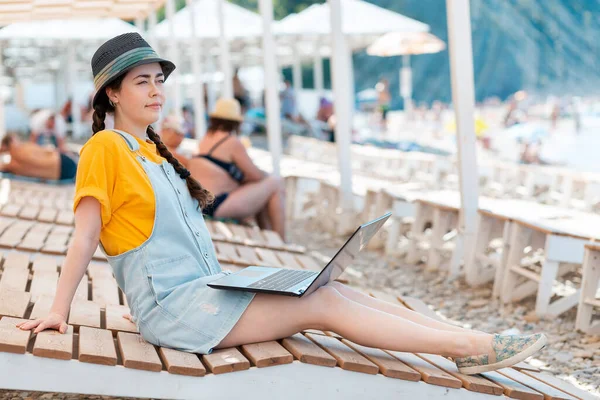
[17, 33, 547, 375]
[187, 97, 286, 239]
[159, 113, 190, 167]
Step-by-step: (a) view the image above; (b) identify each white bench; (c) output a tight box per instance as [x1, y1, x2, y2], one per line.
[575, 243, 600, 335]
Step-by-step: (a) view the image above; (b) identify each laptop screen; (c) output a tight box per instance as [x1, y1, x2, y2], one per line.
[302, 213, 390, 296]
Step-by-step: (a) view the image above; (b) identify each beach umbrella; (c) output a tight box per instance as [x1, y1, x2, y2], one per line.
[367, 31, 445, 116]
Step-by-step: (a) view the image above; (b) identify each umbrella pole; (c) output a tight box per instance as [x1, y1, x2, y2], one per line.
[217, 0, 233, 99]
[329, 0, 354, 232]
[447, 0, 479, 282]
[401, 54, 412, 121]
[260, 0, 282, 177]
[187, 0, 206, 140]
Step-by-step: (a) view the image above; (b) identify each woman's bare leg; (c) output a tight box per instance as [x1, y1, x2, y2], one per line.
[216, 285, 492, 358]
[265, 177, 286, 240]
[215, 176, 279, 220]
[327, 281, 485, 335]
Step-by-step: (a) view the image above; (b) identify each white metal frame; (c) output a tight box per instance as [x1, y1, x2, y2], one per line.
[0, 353, 498, 400]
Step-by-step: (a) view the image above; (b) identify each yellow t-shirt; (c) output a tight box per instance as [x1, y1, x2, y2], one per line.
[73, 130, 165, 256]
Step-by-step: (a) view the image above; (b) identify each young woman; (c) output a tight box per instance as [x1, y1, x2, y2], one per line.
[0, 134, 77, 181]
[16, 33, 546, 376]
[187, 98, 286, 240]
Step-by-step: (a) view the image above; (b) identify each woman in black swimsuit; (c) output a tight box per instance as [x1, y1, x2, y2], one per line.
[187, 98, 286, 240]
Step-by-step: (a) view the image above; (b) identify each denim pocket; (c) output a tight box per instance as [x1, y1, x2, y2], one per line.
[144, 254, 202, 306]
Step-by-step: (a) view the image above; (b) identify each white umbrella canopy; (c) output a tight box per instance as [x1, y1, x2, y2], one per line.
[274, 0, 429, 36]
[153, 0, 263, 39]
[0, 18, 140, 41]
[367, 31, 446, 57]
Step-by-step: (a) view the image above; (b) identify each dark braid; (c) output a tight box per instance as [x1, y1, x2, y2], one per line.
[147, 127, 214, 209]
[92, 75, 121, 135]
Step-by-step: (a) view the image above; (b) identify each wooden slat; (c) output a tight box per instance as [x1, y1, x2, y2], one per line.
[240, 340, 294, 368]
[212, 221, 235, 240]
[296, 254, 321, 271]
[158, 347, 206, 376]
[32, 325, 73, 360]
[275, 251, 304, 269]
[498, 368, 578, 400]
[68, 300, 101, 329]
[16, 233, 45, 252]
[228, 224, 251, 240]
[342, 339, 421, 381]
[235, 245, 261, 265]
[418, 352, 504, 395]
[0, 229, 26, 248]
[18, 206, 40, 220]
[2, 251, 30, 269]
[41, 237, 68, 255]
[386, 350, 463, 388]
[243, 227, 265, 243]
[202, 347, 250, 375]
[0, 316, 31, 354]
[117, 331, 162, 372]
[105, 304, 138, 334]
[0, 204, 21, 218]
[0, 267, 29, 292]
[31, 256, 58, 273]
[37, 208, 58, 223]
[91, 277, 120, 308]
[482, 371, 544, 400]
[87, 262, 113, 280]
[215, 242, 243, 264]
[306, 333, 378, 374]
[256, 248, 285, 268]
[29, 270, 58, 302]
[281, 333, 337, 367]
[55, 210, 75, 226]
[0, 289, 31, 318]
[521, 370, 598, 400]
[29, 294, 54, 320]
[262, 229, 285, 247]
[78, 326, 117, 365]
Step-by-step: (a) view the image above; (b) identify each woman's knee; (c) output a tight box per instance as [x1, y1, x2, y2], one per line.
[265, 175, 285, 194]
[306, 286, 347, 330]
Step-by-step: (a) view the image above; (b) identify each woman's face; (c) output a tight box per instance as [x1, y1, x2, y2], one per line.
[107, 63, 165, 126]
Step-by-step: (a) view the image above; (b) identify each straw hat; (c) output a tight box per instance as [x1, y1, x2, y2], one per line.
[209, 98, 243, 122]
[91, 32, 175, 108]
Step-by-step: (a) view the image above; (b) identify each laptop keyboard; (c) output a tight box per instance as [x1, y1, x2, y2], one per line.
[247, 269, 316, 291]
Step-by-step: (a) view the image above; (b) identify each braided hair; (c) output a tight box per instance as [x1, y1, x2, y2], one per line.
[91, 75, 213, 209]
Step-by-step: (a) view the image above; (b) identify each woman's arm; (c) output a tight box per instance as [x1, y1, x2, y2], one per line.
[17, 197, 102, 333]
[230, 139, 267, 183]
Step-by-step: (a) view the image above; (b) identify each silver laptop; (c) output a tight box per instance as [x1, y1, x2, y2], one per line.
[207, 213, 391, 297]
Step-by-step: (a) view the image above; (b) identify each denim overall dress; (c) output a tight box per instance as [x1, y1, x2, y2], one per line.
[102, 130, 255, 354]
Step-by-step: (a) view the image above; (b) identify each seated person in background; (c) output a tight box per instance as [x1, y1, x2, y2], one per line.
[159, 114, 190, 168]
[187, 98, 286, 240]
[29, 109, 68, 153]
[0, 134, 78, 181]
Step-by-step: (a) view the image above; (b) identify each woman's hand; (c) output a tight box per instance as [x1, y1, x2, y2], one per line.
[15, 312, 68, 334]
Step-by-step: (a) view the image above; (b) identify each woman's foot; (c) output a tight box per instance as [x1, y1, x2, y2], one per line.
[455, 333, 547, 375]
